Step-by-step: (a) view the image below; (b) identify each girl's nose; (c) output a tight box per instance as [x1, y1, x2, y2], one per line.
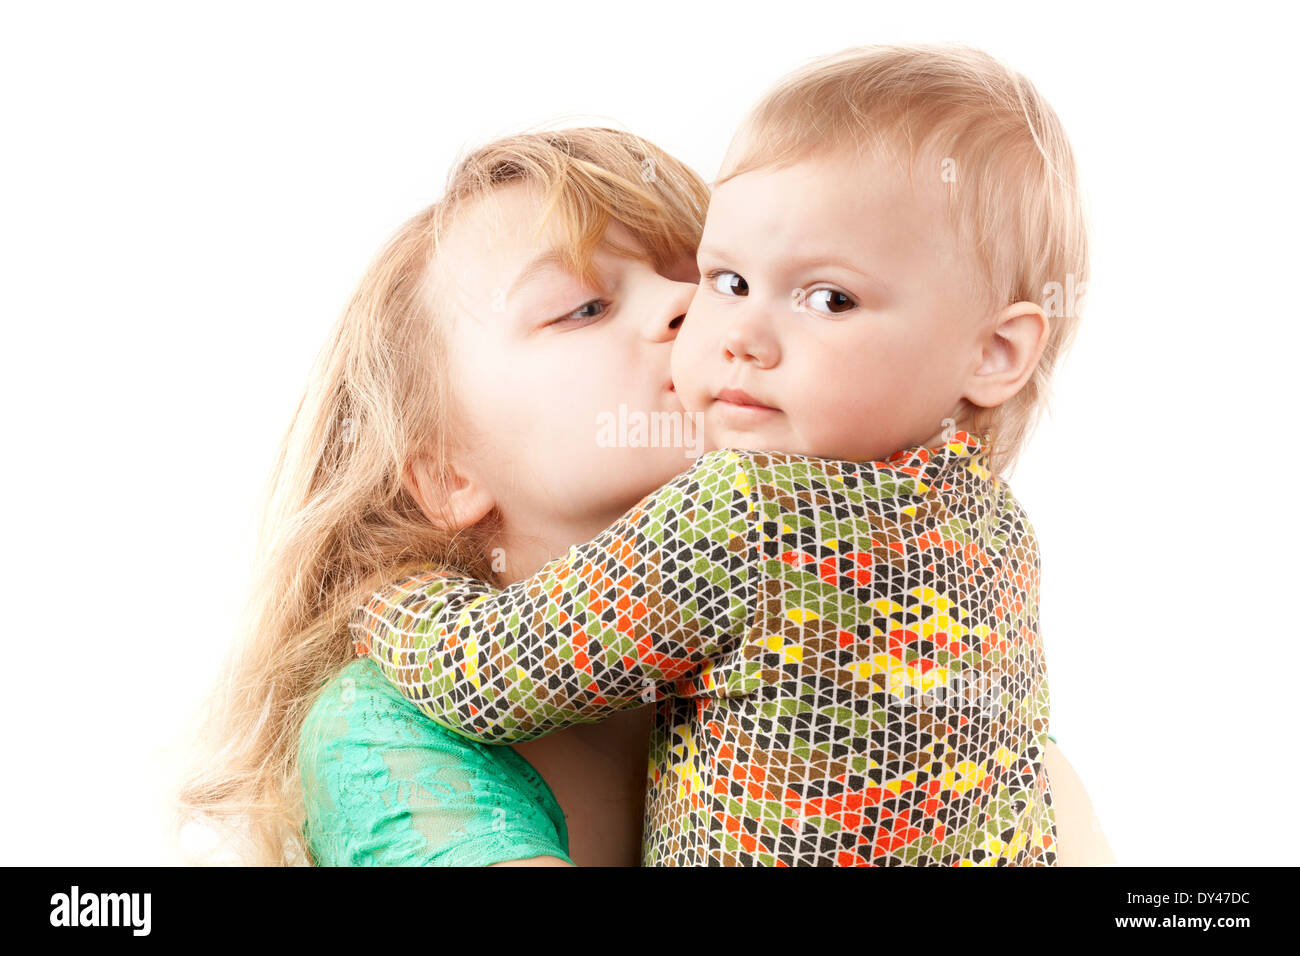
[646, 275, 696, 342]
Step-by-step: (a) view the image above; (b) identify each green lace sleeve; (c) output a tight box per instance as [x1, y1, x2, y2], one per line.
[298, 658, 573, 867]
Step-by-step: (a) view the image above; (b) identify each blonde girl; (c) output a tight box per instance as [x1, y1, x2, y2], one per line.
[177, 126, 705, 866]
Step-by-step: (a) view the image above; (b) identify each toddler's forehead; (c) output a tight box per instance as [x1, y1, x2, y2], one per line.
[849, 145, 985, 261]
[791, 147, 966, 247]
[832, 144, 950, 216]
[756, 146, 990, 303]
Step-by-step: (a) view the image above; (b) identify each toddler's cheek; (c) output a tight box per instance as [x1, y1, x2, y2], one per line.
[669, 340, 710, 411]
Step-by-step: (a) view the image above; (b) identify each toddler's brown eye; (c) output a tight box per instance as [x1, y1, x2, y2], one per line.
[711, 271, 748, 296]
[807, 288, 856, 315]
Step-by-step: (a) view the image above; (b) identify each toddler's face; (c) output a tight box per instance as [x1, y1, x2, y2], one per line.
[673, 148, 991, 461]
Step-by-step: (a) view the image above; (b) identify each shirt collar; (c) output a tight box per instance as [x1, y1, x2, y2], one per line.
[872, 428, 993, 491]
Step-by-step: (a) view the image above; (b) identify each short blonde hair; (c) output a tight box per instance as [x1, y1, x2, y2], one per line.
[718, 43, 1089, 476]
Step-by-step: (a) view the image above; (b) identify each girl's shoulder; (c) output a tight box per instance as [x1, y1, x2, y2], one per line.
[299, 657, 475, 765]
[306, 656, 403, 720]
[298, 657, 572, 866]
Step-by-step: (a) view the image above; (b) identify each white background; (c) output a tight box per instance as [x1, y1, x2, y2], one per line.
[2, 0, 1296, 866]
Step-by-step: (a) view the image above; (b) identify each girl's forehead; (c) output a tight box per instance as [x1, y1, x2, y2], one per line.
[450, 184, 548, 247]
[444, 192, 654, 285]
[433, 189, 551, 282]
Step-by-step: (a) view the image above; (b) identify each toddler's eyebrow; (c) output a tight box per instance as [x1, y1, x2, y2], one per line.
[700, 244, 890, 297]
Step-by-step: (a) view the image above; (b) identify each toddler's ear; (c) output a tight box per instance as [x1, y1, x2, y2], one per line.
[966, 300, 1050, 408]
[403, 456, 495, 532]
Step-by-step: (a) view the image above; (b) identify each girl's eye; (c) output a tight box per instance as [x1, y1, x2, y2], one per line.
[707, 270, 748, 297]
[805, 287, 857, 315]
[550, 299, 607, 326]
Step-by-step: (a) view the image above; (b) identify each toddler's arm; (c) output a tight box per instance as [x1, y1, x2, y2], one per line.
[352, 448, 768, 744]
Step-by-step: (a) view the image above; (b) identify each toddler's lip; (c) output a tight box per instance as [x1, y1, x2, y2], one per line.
[715, 386, 777, 409]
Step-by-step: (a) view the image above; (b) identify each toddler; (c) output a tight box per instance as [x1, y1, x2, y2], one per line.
[353, 43, 1086, 865]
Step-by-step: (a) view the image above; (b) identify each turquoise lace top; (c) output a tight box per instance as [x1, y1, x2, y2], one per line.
[298, 657, 573, 866]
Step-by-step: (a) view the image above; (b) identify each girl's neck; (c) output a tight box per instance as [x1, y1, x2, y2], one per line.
[486, 506, 627, 587]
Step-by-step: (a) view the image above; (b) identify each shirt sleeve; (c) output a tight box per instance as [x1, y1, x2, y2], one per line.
[350, 448, 766, 744]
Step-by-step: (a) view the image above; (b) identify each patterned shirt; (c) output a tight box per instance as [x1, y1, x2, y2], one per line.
[351, 430, 1056, 865]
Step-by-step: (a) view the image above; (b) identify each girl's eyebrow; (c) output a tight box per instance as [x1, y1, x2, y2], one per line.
[508, 249, 569, 298]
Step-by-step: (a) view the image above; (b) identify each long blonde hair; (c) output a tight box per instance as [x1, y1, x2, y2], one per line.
[174, 126, 710, 865]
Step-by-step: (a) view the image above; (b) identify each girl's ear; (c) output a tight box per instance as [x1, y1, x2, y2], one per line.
[403, 455, 495, 532]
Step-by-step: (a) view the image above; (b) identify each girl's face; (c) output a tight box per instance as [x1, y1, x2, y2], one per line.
[432, 182, 702, 550]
